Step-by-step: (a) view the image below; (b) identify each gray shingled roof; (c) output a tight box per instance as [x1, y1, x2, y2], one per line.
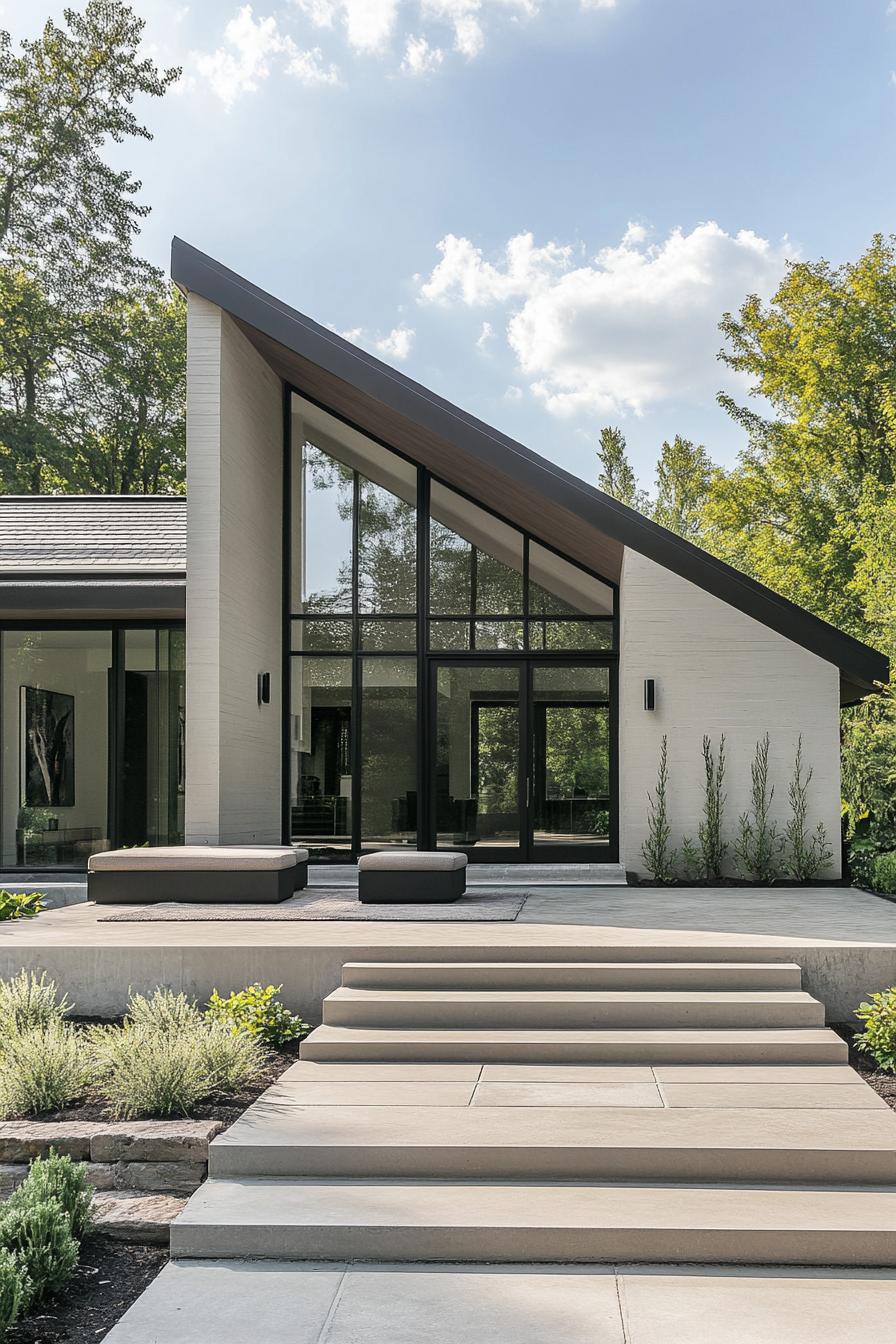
[0, 496, 186, 573]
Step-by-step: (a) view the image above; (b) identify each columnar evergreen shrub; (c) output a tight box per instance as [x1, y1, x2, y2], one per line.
[640, 735, 676, 882]
[698, 734, 727, 880]
[12, 1152, 93, 1240]
[0, 1247, 28, 1338]
[735, 734, 781, 882]
[782, 736, 832, 881]
[0, 1197, 77, 1306]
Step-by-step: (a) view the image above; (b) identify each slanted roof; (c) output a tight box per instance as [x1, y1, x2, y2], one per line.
[171, 237, 888, 703]
[0, 495, 185, 617]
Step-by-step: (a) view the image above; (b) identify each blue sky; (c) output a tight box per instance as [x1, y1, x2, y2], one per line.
[4, 0, 895, 488]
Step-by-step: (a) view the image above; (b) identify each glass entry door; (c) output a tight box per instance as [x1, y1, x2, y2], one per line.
[433, 663, 523, 856]
[430, 659, 614, 861]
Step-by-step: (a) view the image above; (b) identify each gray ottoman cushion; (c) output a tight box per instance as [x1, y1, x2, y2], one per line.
[358, 850, 467, 904]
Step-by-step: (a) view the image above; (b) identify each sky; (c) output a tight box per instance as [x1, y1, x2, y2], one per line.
[3, 0, 895, 489]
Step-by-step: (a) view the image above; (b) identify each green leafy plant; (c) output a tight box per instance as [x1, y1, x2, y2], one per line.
[0, 892, 43, 921]
[11, 1152, 93, 1241]
[871, 851, 896, 896]
[196, 1022, 267, 1093]
[735, 734, 781, 882]
[0, 1246, 28, 1337]
[698, 734, 727, 880]
[0, 1025, 91, 1118]
[782, 736, 832, 881]
[206, 983, 308, 1048]
[0, 1196, 78, 1306]
[640, 736, 676, 883]
[0, 971, 70, 1039]
[854, 988, 896, 1071]
[678, 835, 702, 882]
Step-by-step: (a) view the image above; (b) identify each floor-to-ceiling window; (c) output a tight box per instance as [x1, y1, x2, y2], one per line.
[0, 624, 185, 869]
[287, 390, 618, 862]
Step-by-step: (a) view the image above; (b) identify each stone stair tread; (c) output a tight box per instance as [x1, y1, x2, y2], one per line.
[171, 1178, 896, 1264]
[326, 988, 818, 1004]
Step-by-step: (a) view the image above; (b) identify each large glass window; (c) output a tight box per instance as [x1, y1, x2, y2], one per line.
[361, 659, 417, 848]
[434, 664, 521, 849]
[289, 657, 353, 855]
[122, 629, 185, 849]
[531, 665, 611, 849]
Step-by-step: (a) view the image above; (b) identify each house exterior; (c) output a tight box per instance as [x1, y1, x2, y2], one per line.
[0, 238, 886, 876]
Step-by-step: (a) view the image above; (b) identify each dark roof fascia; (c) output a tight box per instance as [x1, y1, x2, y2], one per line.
[0, 578, 185, 617]
[171, 236, 889, 691]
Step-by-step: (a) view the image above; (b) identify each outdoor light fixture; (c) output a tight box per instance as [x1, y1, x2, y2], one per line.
[644, 678, 656, 711]
[257, 672, 271, 706]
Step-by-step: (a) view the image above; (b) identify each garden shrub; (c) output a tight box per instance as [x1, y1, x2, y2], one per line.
[90, 1024, 210, 1119]
[698, 734, 727, 880]
[0, 893, 43, 922]
[0, 971, 70, 1039]
[0, 1246, 28, 1338]
[206, 983, 308, 1047]
[842, 684, 896, 884]
[0, 1025, 91, 1118]
[640, 736, 676, 883]
[782, 736, 832, 881]
[871, 851, 896, 895]
[125, 987, 203, 1035]
[196, 1021, 267, 1092]
[0, 1196, 78, 1306]
[735, 734, 781, 882]
[11, 1152, 93, 1240]
[854, 988, 896, 1071]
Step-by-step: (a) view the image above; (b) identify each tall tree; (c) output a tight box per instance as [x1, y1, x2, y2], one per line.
[704, 234, 896, 640]
[0, 1, 181, 493]
[596, 426, 648, 511]
[652, 436, 715, 540]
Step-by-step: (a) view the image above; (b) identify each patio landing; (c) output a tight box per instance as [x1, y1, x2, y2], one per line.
[0, 885, 895, 1021]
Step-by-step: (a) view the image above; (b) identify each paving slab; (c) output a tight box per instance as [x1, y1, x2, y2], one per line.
[340, 960, 804, 990]
[102, 1260, 345, 1343]
[618, 1264, 896, 1344]
[481, 1065, 655, 1081]
[251, 1080, 477, 1107]
[325, 1264, 625, 1344]
[661, 1083, 887, 1109]
[471, 1082, 663, 1107]
[653, 1064, 864, 1084]
[281, 1061, 483, 1081]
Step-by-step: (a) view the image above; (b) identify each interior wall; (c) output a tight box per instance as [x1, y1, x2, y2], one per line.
[186, 296, 284, 844]
[619, 548, 842, 878]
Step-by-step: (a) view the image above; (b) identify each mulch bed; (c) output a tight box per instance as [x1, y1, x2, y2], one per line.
[7, 1238, 167, 1344]
[837, 1024, 896, 1110]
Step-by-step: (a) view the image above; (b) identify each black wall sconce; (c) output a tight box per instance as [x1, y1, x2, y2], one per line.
[257, 672, 271, 706]
[644, 678, 656, 711]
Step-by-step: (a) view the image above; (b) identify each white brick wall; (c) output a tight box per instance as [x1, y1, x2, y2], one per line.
[619, 548, 842, 878]
[185, 296, 283, 844]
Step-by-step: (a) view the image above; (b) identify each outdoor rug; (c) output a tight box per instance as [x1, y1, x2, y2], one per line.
[97, 888, 531, 921]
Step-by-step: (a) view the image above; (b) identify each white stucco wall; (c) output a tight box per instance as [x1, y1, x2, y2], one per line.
[619, 548, 842, 878]
[185, 295, 283, 844]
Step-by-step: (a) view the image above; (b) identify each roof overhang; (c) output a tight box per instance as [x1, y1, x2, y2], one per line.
[172, 236, 889, 704]
[0, 572, 185, 621]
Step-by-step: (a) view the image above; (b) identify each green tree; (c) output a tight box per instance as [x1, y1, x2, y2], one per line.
[596, 426, 648, 511]
[652, 435, 715, 540]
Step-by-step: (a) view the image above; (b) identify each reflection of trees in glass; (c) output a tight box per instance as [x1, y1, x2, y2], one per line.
[360, 662, 417, 842]
[430, 521, 523, 616]
[543, 707, 609, 799]
[302, 443, 353, 613]
[358, 481, 416, 613]
[475, 705, 518, 814]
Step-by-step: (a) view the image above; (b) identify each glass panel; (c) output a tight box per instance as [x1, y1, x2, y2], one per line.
[289, 657, 352, 856]
[122, 629, 186, 848]
[360, 620, 416, 651]
[293, 439, 353, 613]
[430, 481, 523, 615]
[358, 477, 416, 613]
[528, 541, 614, 617]
[428, 620, 470, 651]
[474, 620, 524, 651]
[361, 658, 417, 848]
[529, 619, 614, 652]
[1, 629, 113, 869]
[435, 664, 521, 849]
[531, 665, 611, 848]
[291, 619, 353, 652]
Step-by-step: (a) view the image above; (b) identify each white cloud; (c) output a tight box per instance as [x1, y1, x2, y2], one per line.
[376, 324, 415, 359]
[418, 220, 795, 416]
[476, 320, 494, 348]
[192, 6, 338, 104]
[504, 384, 523, 400]
[580, 0, 616, 8]
[295, 0, 400, 51]
[402, 33, 444, 72]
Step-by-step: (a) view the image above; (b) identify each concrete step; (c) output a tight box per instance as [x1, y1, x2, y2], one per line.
[300, 1024, 848, 1065]
[321, 988, 824, 1030]
[208, 1104, 896, 1182]
[171, 1177, 896, 1266]
[340, 960, 804, 991]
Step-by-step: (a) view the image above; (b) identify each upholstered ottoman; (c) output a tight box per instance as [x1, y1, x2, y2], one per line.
[88, 846, 309, 905]
[358, 850, 468, 904]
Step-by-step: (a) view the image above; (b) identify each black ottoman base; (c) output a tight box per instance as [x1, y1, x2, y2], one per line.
[359, 867, 466, 904]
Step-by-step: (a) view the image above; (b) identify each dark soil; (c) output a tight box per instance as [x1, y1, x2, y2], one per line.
[7, 1238, 167, 1344]
[28, 1040, 300, 1128]
[835, 1024, 896, 1110]
[626, 873, 847, 888]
